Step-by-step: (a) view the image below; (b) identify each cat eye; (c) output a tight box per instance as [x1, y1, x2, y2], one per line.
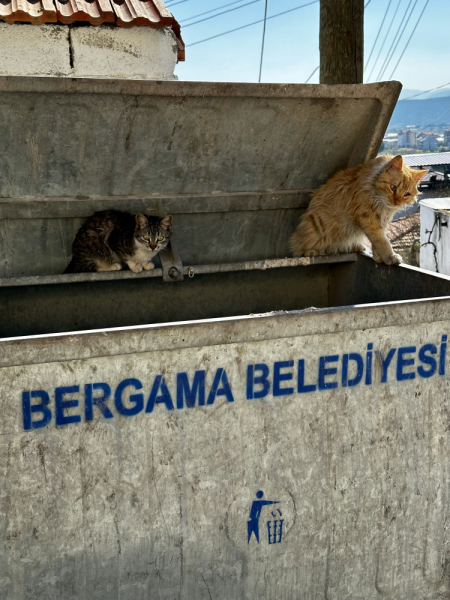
[143, 236, 149, 240]
[404, 192, 411, 197]
[157, 236, 164, 241]
[390, 184, 397, 192]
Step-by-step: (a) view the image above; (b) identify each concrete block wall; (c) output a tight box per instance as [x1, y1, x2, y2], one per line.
[0, 22, 178, 80]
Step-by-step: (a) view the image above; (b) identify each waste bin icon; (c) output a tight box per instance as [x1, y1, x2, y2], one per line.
[267, 509, 283, 544]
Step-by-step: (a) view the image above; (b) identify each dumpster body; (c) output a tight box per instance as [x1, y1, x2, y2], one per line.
[2, 77, 450, 599]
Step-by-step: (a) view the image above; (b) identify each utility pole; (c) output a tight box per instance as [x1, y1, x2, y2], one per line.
[320, 0, 364, 84]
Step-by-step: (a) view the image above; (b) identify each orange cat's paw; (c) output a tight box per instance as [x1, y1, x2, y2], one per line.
[304, 250, 319, 257]
[383, 253, 402, 266]
[353, 244, 366, 253]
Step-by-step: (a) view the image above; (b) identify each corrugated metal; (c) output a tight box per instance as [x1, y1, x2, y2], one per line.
[403, 152, 450, 167]
[0, 0, 184, 60]
[419, 197, 450, 210]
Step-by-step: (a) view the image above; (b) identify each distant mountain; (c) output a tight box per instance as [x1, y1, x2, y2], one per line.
[388, 96, 450, 129]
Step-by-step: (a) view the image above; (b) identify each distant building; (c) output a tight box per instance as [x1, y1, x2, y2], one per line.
[382, 137, 398, 148]
[445, 131, 450, 146]
[417, 134, 438, 151]
[417, 169, 449, 191]
[403, 152, 450, 175]
[398, 130, 416, 148]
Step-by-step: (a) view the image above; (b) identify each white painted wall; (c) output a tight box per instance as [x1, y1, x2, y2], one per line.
[71, 26, 178, 80]
[0, 23, 71, 77]
[420, 201, 450, 274]
[0, 23, 178, 80]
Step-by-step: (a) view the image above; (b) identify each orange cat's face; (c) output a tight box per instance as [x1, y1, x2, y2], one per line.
[375, 155, 427, 207]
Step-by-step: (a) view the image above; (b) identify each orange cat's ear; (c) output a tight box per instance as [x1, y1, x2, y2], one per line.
[385, 155, 403, 172]
[412, 169, 428, 183]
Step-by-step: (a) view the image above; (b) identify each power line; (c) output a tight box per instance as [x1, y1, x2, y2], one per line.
[259, 0, 269, 82]
[376, 0, 415, 81]
[378, 0, 419, 81]
[305, 66, 319, 83]
[366, 0, 402, 82]
[389, 0, 429, 79]
[364, 0, 373, 6]
[188, 0, 319, 47]
[403, 81, 450, 101]
[364, 0, 392, 72]
[181, 0, 251, 23]
[183, 0, 261, 28]
[166, 0, 189, 6]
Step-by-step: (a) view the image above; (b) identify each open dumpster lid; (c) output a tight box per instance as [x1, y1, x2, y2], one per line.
[0, 77, 401, 198]
[0, 77, 401, 286]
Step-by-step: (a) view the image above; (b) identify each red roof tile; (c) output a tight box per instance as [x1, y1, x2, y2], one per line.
[55, 0, 114, 26]
[0, 0, 184, 60]
[0, 0, 57, 24]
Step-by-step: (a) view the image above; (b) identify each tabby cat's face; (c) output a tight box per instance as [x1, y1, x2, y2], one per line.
[375, 155, 427, 207]
[134, 214, 173, 252]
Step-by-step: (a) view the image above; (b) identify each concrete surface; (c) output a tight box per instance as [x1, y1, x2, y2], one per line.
[0, 24, 177, 80]
[0, 23, 71, 77]
[71, 26, 178, 80]
[1, 297, 450, 598]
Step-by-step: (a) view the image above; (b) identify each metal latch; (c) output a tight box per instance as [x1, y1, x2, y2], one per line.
[156, 199, 184, 283]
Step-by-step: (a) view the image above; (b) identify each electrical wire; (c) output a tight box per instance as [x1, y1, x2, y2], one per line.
[376, 0, 414, 81]
[305, 66, 319, 83]
[183, 0, 261, 28]
[166, 0, 189, 7]
[259, 0, 269, 82]
[364, 0, 392, 72]
[366, 0, 402, 82]
[389, 0, 429, 79]
[403, 81, 450, 101]
[365, 0, 373, 6]
[181, 0, 252, 23]
[378, 0, 419, 80]
[188, 0, 319, 47]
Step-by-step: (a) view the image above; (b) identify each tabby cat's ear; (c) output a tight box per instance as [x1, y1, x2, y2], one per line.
[412, 169, 428, 183]
[385, 155, 403, 172]
[135, 213, 148, 229]
[161, 215, 173, 230]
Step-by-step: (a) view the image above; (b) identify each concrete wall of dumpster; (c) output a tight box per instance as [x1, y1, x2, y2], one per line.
[2, 77, 450, 599]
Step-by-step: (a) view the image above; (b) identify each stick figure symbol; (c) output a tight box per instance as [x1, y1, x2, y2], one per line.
[247, 490, 279, 543]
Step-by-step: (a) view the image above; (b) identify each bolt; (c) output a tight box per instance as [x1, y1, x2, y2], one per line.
[168, 266, 179, 279]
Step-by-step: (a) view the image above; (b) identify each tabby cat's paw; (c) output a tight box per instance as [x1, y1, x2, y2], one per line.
[111, 263, 122, 271]
[142, 262, 155, 271]
[383, 253, 402, 265]
[130, 263, 143, 273]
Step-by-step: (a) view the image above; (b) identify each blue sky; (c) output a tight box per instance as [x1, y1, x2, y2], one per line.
[173, 0, 449, 94]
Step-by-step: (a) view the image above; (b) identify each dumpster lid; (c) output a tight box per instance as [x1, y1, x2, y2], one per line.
[0, 77, 401, 198]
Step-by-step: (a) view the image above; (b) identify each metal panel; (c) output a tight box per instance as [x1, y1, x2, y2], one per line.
[2, 290, 450, 598]
[0, 77, 400, 277]
[0, 78, 400, 198]
[0, 263, 332, 337]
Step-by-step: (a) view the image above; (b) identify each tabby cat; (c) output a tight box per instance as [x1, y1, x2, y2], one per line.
[64, 210, 173, 273]
[290, 155, 427, 265]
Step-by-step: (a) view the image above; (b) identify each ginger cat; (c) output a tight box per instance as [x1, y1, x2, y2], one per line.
[290, 155, 427, 265]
